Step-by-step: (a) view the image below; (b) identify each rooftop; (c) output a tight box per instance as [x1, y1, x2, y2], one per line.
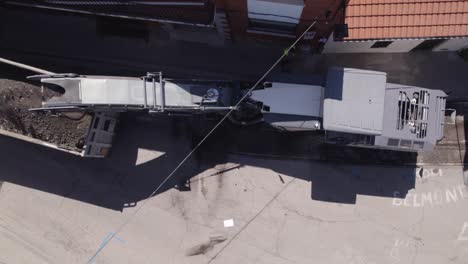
[323, 68, 387, 135]
[344, 0, 468, 40]
[5, 0, 215, 25]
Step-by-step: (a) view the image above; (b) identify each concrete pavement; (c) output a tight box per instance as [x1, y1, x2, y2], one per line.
[0, 115, 468, 263]
[1, 6, 468, 264]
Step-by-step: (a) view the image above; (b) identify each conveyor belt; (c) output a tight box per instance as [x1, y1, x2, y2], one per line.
[29, 73, 239, 113]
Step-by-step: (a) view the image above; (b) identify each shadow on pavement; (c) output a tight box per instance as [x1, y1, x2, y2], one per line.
[445, 101, 467, 185]
[194, 120, 417, 204]
[0, 113, 417, 210]
[312, 51, 468, 100]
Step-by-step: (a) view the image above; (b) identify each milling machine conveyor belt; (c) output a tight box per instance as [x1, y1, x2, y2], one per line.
[28, 73, 238, 113]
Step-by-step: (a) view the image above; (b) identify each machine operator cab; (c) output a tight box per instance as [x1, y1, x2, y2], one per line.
[250, 68, 447, 152]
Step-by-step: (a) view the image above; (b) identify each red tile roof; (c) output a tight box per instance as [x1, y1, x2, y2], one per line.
[344, 0, 468, 40]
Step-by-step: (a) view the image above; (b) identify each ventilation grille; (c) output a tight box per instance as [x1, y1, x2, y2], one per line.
[396, 90, 430, 139]
[386, 138, 425, 150]
[435, 96, 446, 139]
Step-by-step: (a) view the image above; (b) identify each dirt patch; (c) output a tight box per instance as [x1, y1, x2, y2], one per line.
[185, 234, 227, 256]
[0, 77, 91, 151]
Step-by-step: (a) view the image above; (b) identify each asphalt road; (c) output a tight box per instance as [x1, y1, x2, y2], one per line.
[1, 115, 468, 263]
[1, 5, 468, 264]
[1, 6, 468, 100]
[0, 6, 282, 80]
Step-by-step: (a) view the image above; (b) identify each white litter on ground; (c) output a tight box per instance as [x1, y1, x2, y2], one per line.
[135, 148, 166, 165]
[223, 219, 234, 228]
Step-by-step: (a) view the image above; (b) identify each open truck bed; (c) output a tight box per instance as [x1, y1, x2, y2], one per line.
[0, 76, 91, 154]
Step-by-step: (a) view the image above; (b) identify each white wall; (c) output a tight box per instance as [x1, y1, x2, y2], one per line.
[247, 0, 304, 24]
[323, 37, 424, 53]
[433, 38, 468, 51]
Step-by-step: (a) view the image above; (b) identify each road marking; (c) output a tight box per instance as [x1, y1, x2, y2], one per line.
[416, 167, 443, 182]
[392, 185, 466, 207]
[457, 222, 468, 241]
[88, 231, 125, 264]
[334, 245, 376, 264]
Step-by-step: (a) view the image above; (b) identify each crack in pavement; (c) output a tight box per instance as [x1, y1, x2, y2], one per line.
[279, 204, 361, 224]
[275, 211, 288, 255]
[411, 206, 425, 264]
[207, 178, 296, 263]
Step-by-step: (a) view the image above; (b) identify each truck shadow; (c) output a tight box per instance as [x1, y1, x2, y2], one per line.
[191, 118, 417, 204]
[0, 113, 417, 211]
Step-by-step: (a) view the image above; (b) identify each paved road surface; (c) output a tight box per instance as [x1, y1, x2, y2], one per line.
[1, 6, 468, 100]
[1, 5, 468, 264]
[0, 115, 467, 263]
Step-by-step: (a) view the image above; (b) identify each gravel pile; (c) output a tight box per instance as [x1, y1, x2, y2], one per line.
[0, 77, 91, 151]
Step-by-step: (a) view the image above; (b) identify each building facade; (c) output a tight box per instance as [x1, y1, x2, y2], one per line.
[4, 0, 466, 52]
[215, 0, 345, 45]
[2, 0, 346, 47]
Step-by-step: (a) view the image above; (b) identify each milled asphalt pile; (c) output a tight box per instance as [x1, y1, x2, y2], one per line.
[0, 70, 91, 151]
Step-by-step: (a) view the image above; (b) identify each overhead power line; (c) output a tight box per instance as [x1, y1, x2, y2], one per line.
[87, 19, 318, 264]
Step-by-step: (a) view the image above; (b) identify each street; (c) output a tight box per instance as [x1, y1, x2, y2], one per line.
[1, 4, 468, 264]
[2, 7, 468, 100]
[0, 115, 468, 263]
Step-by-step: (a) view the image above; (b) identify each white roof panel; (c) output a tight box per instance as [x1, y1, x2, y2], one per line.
[250, 82, 324, 117]
[323, 68, 387, 135]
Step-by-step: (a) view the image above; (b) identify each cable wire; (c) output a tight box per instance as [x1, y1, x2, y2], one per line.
[87, 20, 318, 264]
